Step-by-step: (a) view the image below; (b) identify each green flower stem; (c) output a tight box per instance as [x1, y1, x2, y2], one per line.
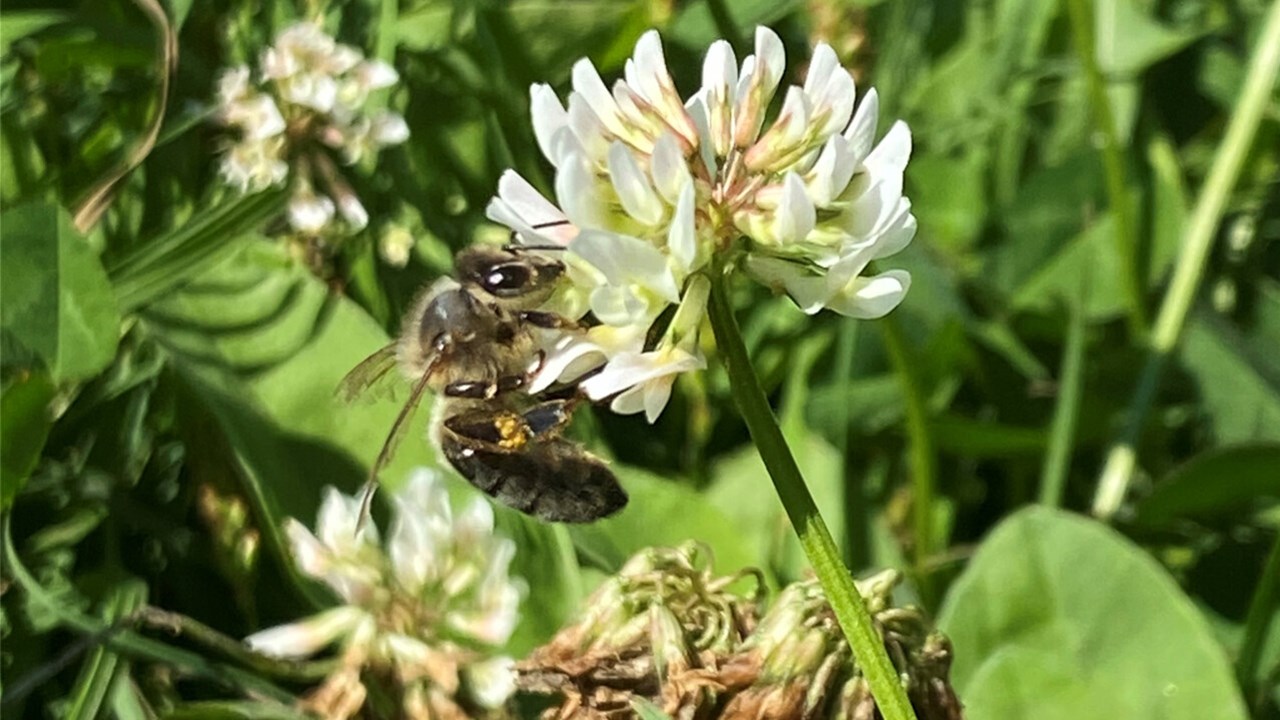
[1064, 0, 1147, 338]
[879, 316, 938, 605]
[1092, 0, 1280, 518]
[1237, 529, 1280, 696]
[706, 272, 918, 720]
[134, 606, 338, 682]
[1038, 298, 1087, 507]
[2, 517, 296, 703]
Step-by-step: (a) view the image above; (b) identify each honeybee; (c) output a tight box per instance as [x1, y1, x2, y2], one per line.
[339, 245, 627, 525]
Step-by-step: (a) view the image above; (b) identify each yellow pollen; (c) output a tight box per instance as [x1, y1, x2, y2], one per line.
[495, 413, 528, 450]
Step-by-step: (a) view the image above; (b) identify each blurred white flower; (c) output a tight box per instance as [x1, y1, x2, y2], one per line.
[245, 468, 523, 717]
[214, 21, 409, 239]
[379, 224, 415, 267]
[485, 27, 914, 422]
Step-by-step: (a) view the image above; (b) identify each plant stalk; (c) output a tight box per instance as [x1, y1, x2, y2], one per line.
[1093, 0, 1280, 518]
[880, 316, 938, 605]
[2, 517, 296, 703]
[1039, 299, 1087, 507]
[1237, 529, 1280, 696]
[706, 271, 917, 720]
[1063, 0, 1147, 338]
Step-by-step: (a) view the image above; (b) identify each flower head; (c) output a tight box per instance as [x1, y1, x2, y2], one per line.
[245, 468, 523, 718]
[487, 27, 915, 422]
[214, 21, 408, 238]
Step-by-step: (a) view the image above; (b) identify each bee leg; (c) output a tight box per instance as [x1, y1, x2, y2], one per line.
[519, 310, 586, 331]
[520, 399, 575, 439]
[444, 374, 526, 399]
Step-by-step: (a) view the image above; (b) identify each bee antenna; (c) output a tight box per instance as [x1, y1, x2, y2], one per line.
[354, 368, 436, 535]
[504, 243, 569, 253]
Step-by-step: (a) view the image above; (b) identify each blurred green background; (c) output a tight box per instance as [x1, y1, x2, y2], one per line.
[1, 0, 1278, 717]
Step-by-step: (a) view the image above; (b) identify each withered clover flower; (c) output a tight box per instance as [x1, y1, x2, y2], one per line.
[517, 543, 762, 718]
[245, 469, 523, 719]
[215, 21, 409, 236]
[518, 549, 961, 720]
[486, 26, 915, 423]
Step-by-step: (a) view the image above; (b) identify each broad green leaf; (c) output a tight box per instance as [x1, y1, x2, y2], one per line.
[0, 10, 72, 54]
[1095, 0, 1202, 77]
[986, 151, 1104, 301]
[496, 514, 584, 655]
[571, 465, 758, 578]
[704, 430, 844, 583]
[1012, 215, 1123, 320]
[395, 0, 454, 52]
[1180, 305, 1280, 443]
[145, 242, 435, 496]
[0, 371, 55, 508]
[939, 507, 1248, 720]
[0, 202, 121, 381]
[1134, 445, 1280, 528]
[910, 150, 988, 255]
[1094, 0, 1203, 137]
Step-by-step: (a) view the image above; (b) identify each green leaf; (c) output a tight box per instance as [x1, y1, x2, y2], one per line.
[0, 202, 121, 381]
[1094, 0, 1202, 77]
[162, 701, 312, 720]
[63, 580, 147, 720]
[1180, 302, 1280, 443]
[495, 514, 583, 655]
[571, 465, 758, 577]
[1, 371, 55, 508]
[108, 189, 289, 312]
[1011, 214, 1123, 320]
[704, 430, 844, 583]
[1133, 444, 1280, 528]
[0, 10, 72, 55]
[939, 507, 1248, 720]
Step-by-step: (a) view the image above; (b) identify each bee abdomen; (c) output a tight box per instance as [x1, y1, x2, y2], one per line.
[440, 438, 627, 523]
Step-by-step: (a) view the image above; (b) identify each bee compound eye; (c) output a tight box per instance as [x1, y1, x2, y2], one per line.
[481, 262, 533, 295]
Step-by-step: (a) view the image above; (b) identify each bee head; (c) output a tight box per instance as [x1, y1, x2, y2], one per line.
[455, 246, 564, 304]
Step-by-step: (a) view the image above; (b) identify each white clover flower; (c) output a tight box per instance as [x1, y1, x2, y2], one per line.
[245, 468, 523, 715]
[213, 21, 409, 240]
[486, 27, 915, 422]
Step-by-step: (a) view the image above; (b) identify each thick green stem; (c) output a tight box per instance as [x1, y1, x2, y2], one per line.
[880, 316, 938, 604]
[1093, 0, 1280, 518]
[135, 606, 337, 681]
[706, 272, 917, 720]
[1063, 0, 1147, 338]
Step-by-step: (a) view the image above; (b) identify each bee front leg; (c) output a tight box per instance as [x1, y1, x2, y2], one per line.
[444, 375, 526, 399]
[519, 310, 587, 331]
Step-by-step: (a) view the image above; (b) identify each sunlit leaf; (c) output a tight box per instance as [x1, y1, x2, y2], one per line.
[940, 507, 1249, 720]
[0, 202, 120, 381]
[0, 370, 55, 508]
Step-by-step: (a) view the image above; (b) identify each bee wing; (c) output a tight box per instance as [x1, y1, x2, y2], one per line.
[336, 343, 401, 404]
[355, 364, 437, 532]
